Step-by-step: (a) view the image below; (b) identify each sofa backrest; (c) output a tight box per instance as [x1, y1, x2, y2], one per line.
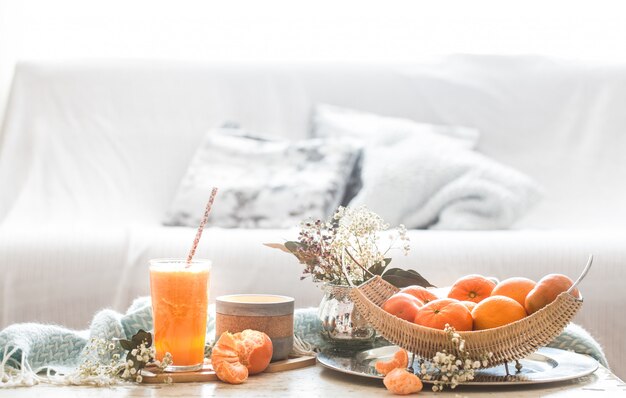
[1, 57, 625, 227]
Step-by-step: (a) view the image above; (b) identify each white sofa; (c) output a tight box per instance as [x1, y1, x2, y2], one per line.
[0, 57, 625, 378]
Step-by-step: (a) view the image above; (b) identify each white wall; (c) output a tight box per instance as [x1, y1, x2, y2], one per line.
[1, 0, 625, 122]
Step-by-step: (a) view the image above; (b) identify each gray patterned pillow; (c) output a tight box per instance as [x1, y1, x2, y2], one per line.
[163, 127, 362, 228]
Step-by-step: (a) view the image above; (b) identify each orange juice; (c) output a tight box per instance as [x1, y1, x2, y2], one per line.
[149, 259, 211, 371]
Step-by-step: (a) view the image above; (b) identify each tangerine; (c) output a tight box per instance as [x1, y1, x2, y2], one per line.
[383, 368, 423, 395]
[375, 349, 409, 376]
[472, 295, 527, 330]
[382, 293, 423, 322]
[211, 329, 273, 384]
[525, 274, 579, 314]
[211, 332, 249, 384]
[399, 285, 438, 304]
[491, 277, 536, 307]
[413, 298, 473, 331]
[448, 274, 496, 303]
[460, 300, 477, 312]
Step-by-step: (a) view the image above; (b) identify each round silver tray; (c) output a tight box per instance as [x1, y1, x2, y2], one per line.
[317, 346, 598, 386]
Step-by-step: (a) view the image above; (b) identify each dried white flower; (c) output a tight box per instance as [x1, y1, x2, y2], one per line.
[287, 205, 412, 285]
[418, 325, 492, 392]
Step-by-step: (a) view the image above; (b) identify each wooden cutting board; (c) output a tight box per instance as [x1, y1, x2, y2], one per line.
[141, 356, 316, 384]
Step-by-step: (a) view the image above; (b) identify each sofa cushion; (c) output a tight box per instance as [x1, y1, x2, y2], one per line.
[314, 105, 542, 229]
[163, 126, 361, 228]
[314, 103, 480, 148]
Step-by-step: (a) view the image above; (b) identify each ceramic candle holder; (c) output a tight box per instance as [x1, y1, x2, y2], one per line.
[215, 294, 295, 361]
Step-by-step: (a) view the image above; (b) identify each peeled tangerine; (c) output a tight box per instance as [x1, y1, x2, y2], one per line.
[383, 368, 423, 395]
[211, 329, 273, 384]
[375, 349, 409, 376]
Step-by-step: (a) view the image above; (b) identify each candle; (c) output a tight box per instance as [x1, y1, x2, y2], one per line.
[216, 294, 295, 361]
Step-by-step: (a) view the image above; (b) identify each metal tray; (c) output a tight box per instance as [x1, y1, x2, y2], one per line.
[317, 346, 598, 386]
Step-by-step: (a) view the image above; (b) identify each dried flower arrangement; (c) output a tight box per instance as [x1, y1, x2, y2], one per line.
[266, 205, 432, 288]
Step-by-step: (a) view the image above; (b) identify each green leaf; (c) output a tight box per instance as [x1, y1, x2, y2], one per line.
[368, 258, 392, 276]
[284, 241, 302, 253]
[118, 339, 133, 351]
[131, 329, 152, 348]
[381, 268, 435, 288]
[284, 241, 320, 266]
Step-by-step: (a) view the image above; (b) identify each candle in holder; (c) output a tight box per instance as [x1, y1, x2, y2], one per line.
[216, 294, 294, 361]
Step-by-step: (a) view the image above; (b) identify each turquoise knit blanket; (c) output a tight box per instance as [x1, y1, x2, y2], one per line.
[0, 297, 608, 387]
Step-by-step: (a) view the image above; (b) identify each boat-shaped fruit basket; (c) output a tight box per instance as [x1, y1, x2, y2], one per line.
[350, 257, 592, 367]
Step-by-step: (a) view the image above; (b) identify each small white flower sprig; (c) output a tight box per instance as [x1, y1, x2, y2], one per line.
[64, 330, 172, 386]
[0, 330, 173, 387]
[117, 329, 172, 383]
[419, 325, 493, 391]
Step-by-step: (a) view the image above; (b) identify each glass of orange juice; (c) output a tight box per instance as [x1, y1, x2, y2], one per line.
[149, 258, 211, 372]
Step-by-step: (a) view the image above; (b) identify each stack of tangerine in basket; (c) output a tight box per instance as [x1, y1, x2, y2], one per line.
[382, 273, 579, 331]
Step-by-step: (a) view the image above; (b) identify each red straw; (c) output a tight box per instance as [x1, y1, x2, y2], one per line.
[186, 187, 218, 267]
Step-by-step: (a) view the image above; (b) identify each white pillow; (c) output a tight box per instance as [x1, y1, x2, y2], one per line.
[314, 104, 480, 149]
[163, 126, 361, 229]
[313, 105, 542, 230]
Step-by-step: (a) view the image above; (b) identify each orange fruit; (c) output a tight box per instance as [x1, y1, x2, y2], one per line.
[211, 332, 249, 384]
[236, 329, 274, 374]
[525, 274, 579, 315]
[472, 296, 527, 330]
[399, 285, 439, 304]
[375, 349, 409, 376]
[491, 277, 537, 307]
[383, 368, 423, 395]
[413, 298, 473, 331]
[382, 293, 424, 322]
[461, 300, 477, 312]
[211, 329, 273, 384]
[448, 274, 496, 303]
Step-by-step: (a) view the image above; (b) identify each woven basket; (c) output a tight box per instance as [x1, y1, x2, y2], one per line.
[351, 275, 583, 367]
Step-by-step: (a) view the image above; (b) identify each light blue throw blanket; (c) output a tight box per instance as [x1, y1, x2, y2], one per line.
[0, 297, 608, 387]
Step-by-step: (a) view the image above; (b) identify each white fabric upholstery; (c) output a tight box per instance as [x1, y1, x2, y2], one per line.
[0, 57, 625, 377]
[2, 58, 626, 228]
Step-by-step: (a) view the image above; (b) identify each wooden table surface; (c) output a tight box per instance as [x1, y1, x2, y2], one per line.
[1, 363, 624, 397]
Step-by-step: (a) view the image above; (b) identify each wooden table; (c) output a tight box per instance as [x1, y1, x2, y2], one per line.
[1, 364, 623, 397]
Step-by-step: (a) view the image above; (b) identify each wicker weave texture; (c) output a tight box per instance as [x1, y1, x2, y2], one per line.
[351, 276, 582, 366]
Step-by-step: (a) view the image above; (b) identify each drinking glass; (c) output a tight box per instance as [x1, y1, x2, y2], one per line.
[149, 258, 211, 372]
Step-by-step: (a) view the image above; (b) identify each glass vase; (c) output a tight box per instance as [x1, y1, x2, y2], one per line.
[318, 283, 376, 347]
